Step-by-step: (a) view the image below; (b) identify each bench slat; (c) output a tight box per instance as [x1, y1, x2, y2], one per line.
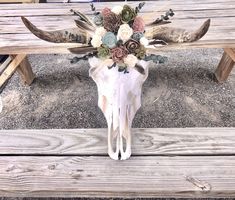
[0, 0, 235, 12]
[0, 128, 234, 156]
[0, 1, 235, 54]
[0, 155, 235, 198]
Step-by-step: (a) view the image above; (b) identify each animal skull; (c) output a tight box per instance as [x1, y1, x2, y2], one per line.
[20, 6, 210, 160]
[89, 57, 149, 160]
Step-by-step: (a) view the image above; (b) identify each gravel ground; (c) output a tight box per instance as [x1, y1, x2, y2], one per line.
[0, 48, 235, 129]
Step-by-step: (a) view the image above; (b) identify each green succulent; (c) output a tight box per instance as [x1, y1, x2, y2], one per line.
[97, 45, 110, 58]
[135, 45, 146, 59]
[121, 5, 136, 23]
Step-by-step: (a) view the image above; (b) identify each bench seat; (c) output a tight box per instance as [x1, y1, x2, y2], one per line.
[0, 128, 235, 198]
[0, 1, 235, 54]
[0, 0, 234, 86]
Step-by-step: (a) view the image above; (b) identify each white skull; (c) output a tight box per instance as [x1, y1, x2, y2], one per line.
[89, 57, 149, 160]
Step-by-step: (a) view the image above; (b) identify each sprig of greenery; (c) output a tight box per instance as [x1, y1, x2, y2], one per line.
[135, 2, 145, 14]
[70, 52, 97, 64]
[144, 54, 167, 64]
[161, 9, 174, 20]
[90, 3, 99, 15]
[151, 9, 174, 25]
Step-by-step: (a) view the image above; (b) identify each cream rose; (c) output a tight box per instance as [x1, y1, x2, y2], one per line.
[95, 27, 107, 37]
[124, 54, 138, 68]
[117, 24, 133, 42]
[111, 5, 123, 15]
[91, 34, 102, 48]
[140, 37, 149, 47]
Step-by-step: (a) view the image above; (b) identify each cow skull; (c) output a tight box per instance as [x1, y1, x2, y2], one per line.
[89, 57, 148, 160]
[21, 7, 210, 160]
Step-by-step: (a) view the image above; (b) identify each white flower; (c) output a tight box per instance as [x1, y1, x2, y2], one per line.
[95, 27, 107, 37]
[140, 37, 149, 47]
[91, 34, 102, 48]
[117, 24, 133, 42]
[111, 5, 123, 15]
[124, 54, 138, 68]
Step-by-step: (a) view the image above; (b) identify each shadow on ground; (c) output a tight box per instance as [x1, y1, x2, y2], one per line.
[0, 49, 235, 129]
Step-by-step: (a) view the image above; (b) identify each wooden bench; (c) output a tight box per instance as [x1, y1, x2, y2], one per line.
[0, 0, 235, 198]
[0, 128, 235, 198]
[0, 0, 38, 90]
[0, 0, 235, 87]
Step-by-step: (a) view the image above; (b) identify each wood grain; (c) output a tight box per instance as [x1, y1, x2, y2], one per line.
[0, 54, 26, 87]
[0, 128, 235, 156]
[0, 155, 235, 198]
[215, 50, 235, 82]
[16, 56, 35, 85]
[224, 48, 235, 62]
[0, 0, 235, 54]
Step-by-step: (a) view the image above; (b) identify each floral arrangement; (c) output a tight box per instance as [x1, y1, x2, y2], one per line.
[88, 3, 164, 73]
[21, 2, 210, 75]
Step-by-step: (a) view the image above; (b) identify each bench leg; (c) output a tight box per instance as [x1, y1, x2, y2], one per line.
[0, 54, 35, 88]
[17, 56, 35, 85]
[215, 48, 235, 83]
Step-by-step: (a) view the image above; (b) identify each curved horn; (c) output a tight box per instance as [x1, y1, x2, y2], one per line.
[21, 16, 90, 44]
[145, 19, 210, 43]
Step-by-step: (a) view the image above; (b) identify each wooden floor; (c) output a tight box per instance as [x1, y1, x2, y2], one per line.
[0, 128, 235, 198]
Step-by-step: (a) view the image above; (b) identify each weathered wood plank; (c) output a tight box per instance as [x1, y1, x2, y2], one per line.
[0, 155, 235, 198]
[225, 48, 235, 62]
[215, 50, 235, 82]
[0, 0, 34, 2]
[1, 15, 235, 34]
[1, 1, 235, 12]
[0, 128, 234, 156]
[0, 54, 26, 87]
[0, 1, 235, 54]
[0, 56, 11, 74]
[16, 56, 35, 85]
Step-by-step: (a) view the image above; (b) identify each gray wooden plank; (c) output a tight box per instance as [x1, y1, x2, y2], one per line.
[1, 2, 235, 17]
[0, 1, 235, 54]
[0, 155, 235, 198]
[0, 0, 235, 12]
[0, 128, 234, 155]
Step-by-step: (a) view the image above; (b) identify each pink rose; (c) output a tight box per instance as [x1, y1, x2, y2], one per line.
[102, 7, 111, 17]
[111, 46, 128, 63]
[132, 16, 145, 33]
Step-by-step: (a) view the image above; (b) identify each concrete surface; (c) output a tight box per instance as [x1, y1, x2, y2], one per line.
[0, 48, 235, 129]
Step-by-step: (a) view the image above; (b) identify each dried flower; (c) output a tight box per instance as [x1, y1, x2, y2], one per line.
[97, 45, 110, 58]
[117, 24, 133, 42]
[132, 16, 145, 33]
[95, 27, 107, 37]
[111, 5, 123, 15]
[102, 32, 117, 48]
[93, 14, 103, 26]
[121, 5, 136, 23]
[135, 45, 146, 59]
[124, 54, 138, 68]
[132, 32, 144, 41]
[140, 37, 149, 47]
[103, 12, 122, 33]
[111, 46, 128, 62]
[91, 34, 102, 48]
[125, 39, 140, 54]
[102, 7, 111, 17]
